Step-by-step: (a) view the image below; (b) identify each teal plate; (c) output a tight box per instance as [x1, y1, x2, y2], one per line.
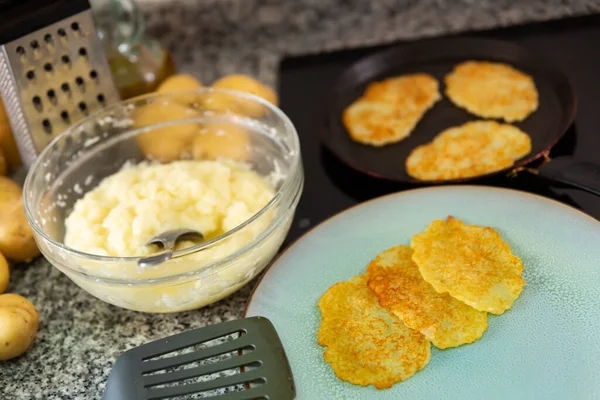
[245, 186, 600, 400]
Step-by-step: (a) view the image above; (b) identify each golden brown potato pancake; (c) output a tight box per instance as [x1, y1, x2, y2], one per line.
[317, 275, 431, 389]
[367, 245, 488, 349]
[445, 61, 538, 122]
[411, 216, 525, 315]
[405, 120, 531, 181]
[343, 73, 441, 146]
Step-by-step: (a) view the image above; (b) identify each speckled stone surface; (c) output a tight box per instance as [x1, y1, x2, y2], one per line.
[1, 0, 600, 399]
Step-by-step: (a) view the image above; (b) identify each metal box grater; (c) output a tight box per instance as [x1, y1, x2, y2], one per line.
[0, 0, 120, 168]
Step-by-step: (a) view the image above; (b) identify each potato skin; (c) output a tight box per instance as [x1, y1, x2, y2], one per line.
[0, 209, 40, 261]
[210, 74, 278, 117]
[158, 74, 202, 91]
[212, 74, 278, 106]
[0, 99, 22, 168]
[0, 294, 39, 318]
[0, 252, 8, 293]
[0, 294, 39, 361]
[0, 177, 40, 262]
[192, 123, 251, 162]
[156, 74, 203, 106]
[0, 177, 20, 204]
[133, 101, 199, 162]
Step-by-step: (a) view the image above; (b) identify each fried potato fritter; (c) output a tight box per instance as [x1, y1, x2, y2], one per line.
[445, 61, 539, 122]
[367, 246, 488, 349]
[405, 120, 531, 180]
[343, 73, 441, 146]
[411, 216, 525, 314]
[317, 275, 431, 389]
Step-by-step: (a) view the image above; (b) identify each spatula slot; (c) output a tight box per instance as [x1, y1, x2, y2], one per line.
[142, 330, 246, 362]
[143, 357, 260, 389]
[146, 369, 266, 400]
[142, 340, 254, 374]
[142, 349, 240, 377]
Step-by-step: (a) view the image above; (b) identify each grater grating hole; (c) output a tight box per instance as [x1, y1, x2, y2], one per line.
[47, 89, 56, 102]
[44, 63, 53, 72]
[44, 34, 52, 43]
[58, 28, 66, 37]
[30, 40, 39, 49]
[61, 82, 70, 92]
[42, 119, 52, 133]
[26, 70, 35, 80]
[71, 22, 80, 31]
[32, 96, 42, 111]
[61, 111, 69, 121]
[90, 70, 98, 79]
[97, 93, 105, 104]
[61, 55, 70, 64]
[79, 102, 87, 113]
[79, 47, 87, 57]
[16, 46, 25, 55]
[75, 77, 85, 92]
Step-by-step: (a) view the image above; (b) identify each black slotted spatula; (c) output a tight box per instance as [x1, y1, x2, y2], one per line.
[103, 317, 295, 400]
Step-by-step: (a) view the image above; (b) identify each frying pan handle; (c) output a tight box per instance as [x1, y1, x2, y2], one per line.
[537, 156, 600, 197]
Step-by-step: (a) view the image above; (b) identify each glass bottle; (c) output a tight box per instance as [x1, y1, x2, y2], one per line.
[91, 0, 176, 99]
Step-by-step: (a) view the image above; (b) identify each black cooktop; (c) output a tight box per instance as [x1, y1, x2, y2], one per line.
[279, 14, 600, 246]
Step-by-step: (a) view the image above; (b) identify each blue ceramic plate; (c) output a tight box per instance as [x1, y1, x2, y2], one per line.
[245, 186, 600, 400]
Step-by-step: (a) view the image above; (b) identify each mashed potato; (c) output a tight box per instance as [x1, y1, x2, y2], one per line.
[65, 159, 275, 258]
[60, 160, 283, 312]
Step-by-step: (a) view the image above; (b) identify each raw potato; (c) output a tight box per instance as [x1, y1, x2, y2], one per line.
[134, 100, 200, 162]
[157, 74, 203, 105]
[0, 177, 40, 261]
[0, 252, 8, 293]
[158, 74, 202, 92]
[0, 293, 39, 361]
[212, 74, 278, 105]
[210, 74, 278, 116]
[192, 123, 251, 162]
[0, 99, 22, 169]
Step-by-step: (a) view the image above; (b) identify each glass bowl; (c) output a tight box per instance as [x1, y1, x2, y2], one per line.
[23, 89, 303, 313]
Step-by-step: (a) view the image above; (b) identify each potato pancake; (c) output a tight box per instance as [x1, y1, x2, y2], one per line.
[405, 120, 531, 180]
[445, 61, 538, 122]
[411, 216, 525, 315]
[317, 275, 431, 389]
[343, 73, 441, 146]
[367, 245, 488, 349]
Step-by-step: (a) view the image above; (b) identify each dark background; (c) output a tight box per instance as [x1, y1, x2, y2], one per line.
[278, 14, 600, 246]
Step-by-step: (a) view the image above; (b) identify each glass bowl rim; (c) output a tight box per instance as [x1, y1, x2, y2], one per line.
[23, 88, 302, 274]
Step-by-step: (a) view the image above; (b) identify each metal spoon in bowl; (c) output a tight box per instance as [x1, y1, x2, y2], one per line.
[138, 229, 204, 268]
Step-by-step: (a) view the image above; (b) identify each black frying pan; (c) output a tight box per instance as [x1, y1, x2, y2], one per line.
[320, 37, 600, 197]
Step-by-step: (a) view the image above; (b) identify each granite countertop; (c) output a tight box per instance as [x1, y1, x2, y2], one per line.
[2, 0, 600, 398]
